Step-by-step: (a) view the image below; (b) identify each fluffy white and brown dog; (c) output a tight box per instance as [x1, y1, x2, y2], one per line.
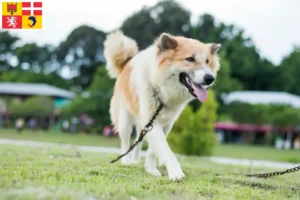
[104, 30, 221, 181]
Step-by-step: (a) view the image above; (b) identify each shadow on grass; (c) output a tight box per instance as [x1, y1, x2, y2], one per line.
[236, 179, 299, 197]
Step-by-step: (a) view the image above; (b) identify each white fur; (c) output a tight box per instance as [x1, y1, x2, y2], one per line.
[104, 30, 138, 78]
[193, 67, 214, 84]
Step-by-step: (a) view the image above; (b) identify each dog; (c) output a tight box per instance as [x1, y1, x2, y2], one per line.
[104, 30, 221, 181]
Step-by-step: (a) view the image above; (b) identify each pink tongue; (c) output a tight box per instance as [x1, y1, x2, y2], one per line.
[191, 82, 208, 102]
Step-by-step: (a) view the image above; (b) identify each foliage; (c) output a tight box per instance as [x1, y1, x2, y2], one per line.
[214, 53, 243, 97]
[56, 25, 106, 90]
[227, 102, 269, 124]
[227, 102, 300, 127]
[62, 66, 115, 130]
[15, 43, 53, 73]
[277, 46, 300, 95]
[268, 104, 300, 128]
[8, 96, 54, 117]
[121, 0, 192, 49]
[0, 70, 69, 89]
[168, 90, 218, 156]
[0, 31, 19, 71]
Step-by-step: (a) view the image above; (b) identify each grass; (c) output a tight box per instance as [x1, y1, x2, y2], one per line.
[214, 144, 300, 163]
[0, 128, 299, 163]
[0, 129, 120, 147]
[0, 145, 299, 200]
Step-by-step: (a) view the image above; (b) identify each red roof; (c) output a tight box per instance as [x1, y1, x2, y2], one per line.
[215, 122, 273, 132]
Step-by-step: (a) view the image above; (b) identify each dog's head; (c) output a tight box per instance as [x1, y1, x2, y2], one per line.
[155, 33, 221, 102]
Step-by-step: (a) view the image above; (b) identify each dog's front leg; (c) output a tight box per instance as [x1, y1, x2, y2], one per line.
[144, 145, 162, 177]
[130, 126, 143, 164]
[163, 122, 174, 137]
[145, 123, 185, 181]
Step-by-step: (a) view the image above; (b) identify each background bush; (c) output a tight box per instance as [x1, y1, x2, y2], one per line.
[168, 90, 219, 156]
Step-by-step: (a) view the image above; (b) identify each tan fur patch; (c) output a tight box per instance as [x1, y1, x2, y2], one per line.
[117, 65, 139, 115]
[156, 36, 219, 73]
[208, 53, 219, 74]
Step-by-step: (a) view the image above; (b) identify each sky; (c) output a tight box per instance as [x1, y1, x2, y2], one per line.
[1, 0, 300, 65]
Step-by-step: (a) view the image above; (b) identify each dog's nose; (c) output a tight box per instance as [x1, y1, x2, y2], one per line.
[204, 74, 215, 85]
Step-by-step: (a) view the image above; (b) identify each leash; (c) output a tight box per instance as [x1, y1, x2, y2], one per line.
[109, 103, 300, 179]
[245, 165, 300, 178]
[109, 103, 163, 163]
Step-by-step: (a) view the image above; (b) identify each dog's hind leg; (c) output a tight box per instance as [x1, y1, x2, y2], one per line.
[118, 107, 133, 165]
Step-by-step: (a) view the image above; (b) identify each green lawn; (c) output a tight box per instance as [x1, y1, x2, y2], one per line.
[0, 145, 299, 200]
[0, 129, 120, 147]
[214, 145, 300, 163]
[0, 129, 299, 163]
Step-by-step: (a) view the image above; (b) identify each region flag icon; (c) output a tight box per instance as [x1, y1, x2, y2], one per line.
[1, 1, 43, 29]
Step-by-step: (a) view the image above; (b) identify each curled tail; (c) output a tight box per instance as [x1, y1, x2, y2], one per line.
[104, 30, 138, 78]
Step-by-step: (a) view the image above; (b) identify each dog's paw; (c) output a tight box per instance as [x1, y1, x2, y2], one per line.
[145, 168, 162, 177]
[121, 157, 133, 165]
[121, 157, 140, 165]
[168, 167, 185, 182]
[130, 159, 141, 165]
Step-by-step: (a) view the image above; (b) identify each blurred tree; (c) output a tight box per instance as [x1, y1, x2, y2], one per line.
[192, 14, 225, 43]
[121, 0, 192, 49]
[252, 58, 282, 91]
[68, 63, 100, 92]
[0, 31, 19, 71]
[9, 96, 54, 129]
[56, 25, 106, 90]
[277, 47, 300, 95]
[227, 102, 300, 129]
[0, 70, 69, 89]
[15, 43, 54, 73]
[168, 105, 194, 154]
[213, 53, 243, 97]
[9, 96, 54, 117]
[227, 102, 271, 125]
[25, 96, 54, 117]
[224, 38, 263, 90]
[269, 104, 300, 128]
[62, 66, 115, 131]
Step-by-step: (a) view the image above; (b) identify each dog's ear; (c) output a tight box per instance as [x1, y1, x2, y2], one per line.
[210, 43, 221, 54]
[159, 33, 178, 52]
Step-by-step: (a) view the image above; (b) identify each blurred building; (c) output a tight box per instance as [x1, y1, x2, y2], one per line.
[222, 91, 300, 108]
[0, 82, 74, 98]
[0, 82, 74, 110]
[217, 91, 300, 149]
[0, 82, 75, 129]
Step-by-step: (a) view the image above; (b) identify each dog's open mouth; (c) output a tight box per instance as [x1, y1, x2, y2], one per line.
[179, 73, 208, 102]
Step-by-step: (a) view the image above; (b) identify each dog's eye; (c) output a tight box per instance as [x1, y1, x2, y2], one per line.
[206, 58, 209, 64]
[185, 57, 195, 62]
